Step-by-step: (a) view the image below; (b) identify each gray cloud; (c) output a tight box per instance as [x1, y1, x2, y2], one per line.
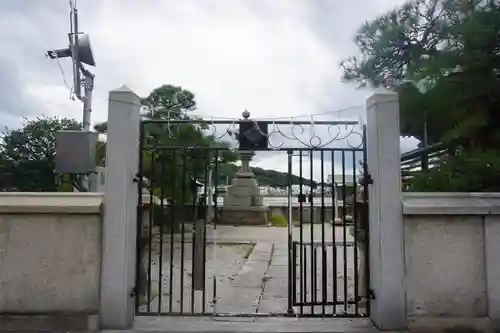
[0, 0, 82, 128]
[0, 60, 38, 128]
[0, 0, 418, 179]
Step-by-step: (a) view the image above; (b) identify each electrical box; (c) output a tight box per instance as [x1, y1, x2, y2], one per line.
[54, 130, 98, 174]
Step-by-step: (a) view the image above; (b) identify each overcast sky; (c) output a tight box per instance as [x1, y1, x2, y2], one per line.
[0, 0, 418, 181]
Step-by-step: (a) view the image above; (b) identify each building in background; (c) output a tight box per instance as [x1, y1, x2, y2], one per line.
[327, 174, 356, 199]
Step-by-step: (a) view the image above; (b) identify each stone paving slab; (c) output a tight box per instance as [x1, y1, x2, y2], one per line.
[270, 254, 289, 266]
[266, 264, 289, 279]
[262, 278, 289, 299]
[263, 278, 288, 298]
[245, 242, 273, 262]
[229, 243, 273, 289]
[257, 295, 289, 314]
[215, 285, 262, 314]
[272, 246, 290, 256]
[229, 262, 269, 288]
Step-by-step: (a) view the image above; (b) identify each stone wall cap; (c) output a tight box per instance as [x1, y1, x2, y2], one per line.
[367, 91, 398, 109]
[109, 85, 141, 105]
[402, 192, 500, 215]
[0, 192, 104, 214]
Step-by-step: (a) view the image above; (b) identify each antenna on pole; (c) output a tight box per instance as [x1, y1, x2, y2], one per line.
[47, 0, 96, 131]
[47, 1, 98, 192]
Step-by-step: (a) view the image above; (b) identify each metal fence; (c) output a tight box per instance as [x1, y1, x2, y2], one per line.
[400, 141, 459, 183]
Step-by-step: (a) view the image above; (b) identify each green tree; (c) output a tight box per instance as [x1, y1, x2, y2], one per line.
[95, 84, 239, 203]
[342, 0, 500, 191]
[0, 117, 81, 191]
[342, 0, 500, 147]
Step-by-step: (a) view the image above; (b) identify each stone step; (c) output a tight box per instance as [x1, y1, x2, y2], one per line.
[110, 317, 378, 333]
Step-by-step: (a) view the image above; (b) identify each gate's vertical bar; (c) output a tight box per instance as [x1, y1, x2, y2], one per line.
[299, 151, 305, 316]
[202, 156, 209, 314]
[320, 150, 326, 315]
[168, 149, 177, 313]
[190, 150, 197, 314]
[341, 151, 348, 313]
[309, 150, 315, 314]
[146, 145, 156, 312]
[213, 150, 220, 313]
[331, 150, 337, 315]
[168, 148, 177, 313]
[362, 125, 371, 316]
[135, 121, 145, 313]
[287, 150, 294, 314]
[157, 150, 166, 314]
[292, 241, 297, 306]
[180, 150, 187, 314]
[191, 217, 196, 314]
[352, 150, 359, 315]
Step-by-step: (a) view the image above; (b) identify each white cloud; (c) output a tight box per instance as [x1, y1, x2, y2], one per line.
[85, 0, 345, 121]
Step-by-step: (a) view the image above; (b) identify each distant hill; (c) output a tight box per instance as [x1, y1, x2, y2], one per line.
[217, 163, 317, 188]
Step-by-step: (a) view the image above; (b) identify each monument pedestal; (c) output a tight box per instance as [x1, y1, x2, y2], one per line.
[220, 206, 268, 225]
[220, 151, 268, 225]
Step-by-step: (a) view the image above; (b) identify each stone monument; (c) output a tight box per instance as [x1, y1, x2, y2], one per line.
[220, 111, 269, 225]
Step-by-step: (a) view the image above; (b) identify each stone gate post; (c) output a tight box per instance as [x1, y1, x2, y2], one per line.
[100, 86, 141, 329]
[366, 92, 405, 330]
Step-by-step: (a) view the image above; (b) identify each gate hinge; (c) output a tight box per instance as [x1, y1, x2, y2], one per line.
[361, 174, 373, 186]
[368, 288, 376, 299]
[132, 173, 142, 183]
[130, 287, 137, 297]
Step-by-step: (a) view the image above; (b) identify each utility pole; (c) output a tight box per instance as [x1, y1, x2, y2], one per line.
[48, 2, 96, 127]
[47, 1, 97, 191]
[69, 3, 96, 132]
[81, 68, 94, 131]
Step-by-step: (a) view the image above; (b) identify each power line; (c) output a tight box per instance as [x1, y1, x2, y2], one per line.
[188, 104, 364, 121]
[54, 57, 75, 100]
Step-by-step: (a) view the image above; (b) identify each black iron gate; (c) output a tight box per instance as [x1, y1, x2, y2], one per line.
[134, 115, 369, 317]
[288, 141, 370, 317]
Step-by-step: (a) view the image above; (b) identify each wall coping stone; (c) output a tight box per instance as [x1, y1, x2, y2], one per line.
[0, 192, 104, 214]
[403, 192, 500, 215]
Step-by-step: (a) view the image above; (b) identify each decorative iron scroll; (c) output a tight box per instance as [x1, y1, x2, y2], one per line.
[142, 111, 365, 150]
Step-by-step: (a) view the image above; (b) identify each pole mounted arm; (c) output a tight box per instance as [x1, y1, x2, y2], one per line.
[47, 48, 72, 59]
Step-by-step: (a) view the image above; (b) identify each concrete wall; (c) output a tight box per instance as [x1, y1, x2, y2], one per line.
[0, 192, 104, 332]
[403, 193, 500, 332]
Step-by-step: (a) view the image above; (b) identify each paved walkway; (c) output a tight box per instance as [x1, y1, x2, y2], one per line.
[139, 224, 367, 317]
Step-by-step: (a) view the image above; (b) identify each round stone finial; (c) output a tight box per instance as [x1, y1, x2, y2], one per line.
[242, 109, 250, 119]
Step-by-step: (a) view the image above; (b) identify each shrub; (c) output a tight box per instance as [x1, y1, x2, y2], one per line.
[268, 211, 288, 227]
[405, 150, 500, 192]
